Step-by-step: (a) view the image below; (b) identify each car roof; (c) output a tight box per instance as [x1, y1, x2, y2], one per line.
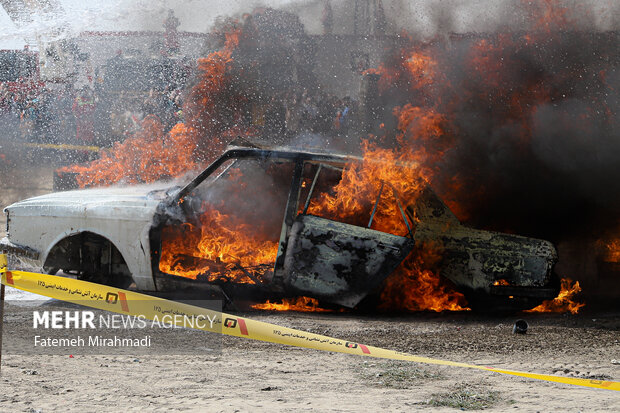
[223, 140, 362, 165]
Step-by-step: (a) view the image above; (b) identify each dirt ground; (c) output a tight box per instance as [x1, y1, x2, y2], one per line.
[0, 303, 619, 412]
[0, 147, 618, 412]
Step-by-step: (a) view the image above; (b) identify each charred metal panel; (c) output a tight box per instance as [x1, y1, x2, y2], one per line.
[422, 228, 558, 290]
[411, 185, 460, 226]
[282, 215, 415, 308]
[411, 185, 557, 294]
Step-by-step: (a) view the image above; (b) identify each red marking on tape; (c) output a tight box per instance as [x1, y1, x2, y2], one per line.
[118, 292, 129, 312]
[359, 344, 371, 354]
[237, 318, 249, 335]
[6, 271, 14, 285]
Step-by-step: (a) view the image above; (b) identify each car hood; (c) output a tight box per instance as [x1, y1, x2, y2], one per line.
[4, 183, 177, 221]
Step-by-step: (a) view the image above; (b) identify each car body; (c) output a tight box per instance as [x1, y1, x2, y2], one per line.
[2, 143, 559, 311]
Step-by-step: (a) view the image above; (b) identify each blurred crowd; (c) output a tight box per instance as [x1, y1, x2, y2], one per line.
[0, 84, 66, 144]
[142, 86, 184, 132]
[1, 80, 358, 149]
[0, 83, 185, 147]
[261, 89, 359, 145]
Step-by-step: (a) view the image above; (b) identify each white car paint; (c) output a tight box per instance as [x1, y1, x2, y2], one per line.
[2, 183, 175, 290]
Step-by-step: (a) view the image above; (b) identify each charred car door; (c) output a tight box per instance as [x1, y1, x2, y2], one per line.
[278, 161, 416, 308]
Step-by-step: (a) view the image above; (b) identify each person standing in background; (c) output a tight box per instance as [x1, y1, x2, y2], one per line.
[72, 87, 96, 144]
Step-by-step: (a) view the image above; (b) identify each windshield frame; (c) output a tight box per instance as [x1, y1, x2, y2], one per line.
[173, 148, 360, 202]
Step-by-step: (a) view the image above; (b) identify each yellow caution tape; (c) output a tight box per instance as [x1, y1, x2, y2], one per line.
[24, 143, 101, 152]
[0, 256, 617, 392]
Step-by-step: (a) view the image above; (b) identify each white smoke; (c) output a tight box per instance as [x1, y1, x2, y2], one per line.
[2, 0, 617, 46]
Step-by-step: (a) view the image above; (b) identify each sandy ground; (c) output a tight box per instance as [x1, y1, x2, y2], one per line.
[1, 145, 618, 411]
[0, 304, 619, 412]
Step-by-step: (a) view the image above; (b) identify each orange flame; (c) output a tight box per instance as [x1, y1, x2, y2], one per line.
[527, 278, 585, 314]
[379, 242, 469, 312]
[159, 163, 282, 283]
[404, 51, 438, 91]
[159, 204, 278, 283]
[596, 238, 620, 263]
[61, 117, 200, 187]
[304, 143, 468, 312]
[252, 297, 333, 312]
[61, 28, 243, 188]
[522, 0, 572, 34]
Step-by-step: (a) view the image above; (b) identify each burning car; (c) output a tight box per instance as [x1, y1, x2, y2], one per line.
[1, 141, 559, 311]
